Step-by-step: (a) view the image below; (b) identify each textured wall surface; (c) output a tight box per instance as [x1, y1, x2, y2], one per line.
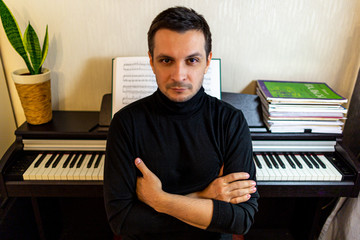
[0, 57, 16, 155]
[0, 0, 359, 125]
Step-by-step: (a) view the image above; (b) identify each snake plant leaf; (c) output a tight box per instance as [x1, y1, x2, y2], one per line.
[0, 0, 34, 74]
[39, 25, 49, 72]
[24, 23, 42, 74]
[23, 22, 29, 52]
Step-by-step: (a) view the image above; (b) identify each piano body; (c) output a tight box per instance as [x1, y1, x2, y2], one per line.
[0, 93, 359, 240]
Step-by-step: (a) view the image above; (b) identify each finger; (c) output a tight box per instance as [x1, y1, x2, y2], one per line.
[222, 172, 250, 183]
[230, 194, 252, 204]
[134, 158, 149, 176]
[227, 180, 256, 192]
[218, 164, 224, 177]
[229, 186, 257, 198]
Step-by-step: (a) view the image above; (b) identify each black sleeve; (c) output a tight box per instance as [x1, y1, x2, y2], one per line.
[206, 109, 259, 234]
[103, 113, 191, 236]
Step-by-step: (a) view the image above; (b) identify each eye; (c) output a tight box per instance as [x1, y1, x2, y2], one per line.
[187, 58, 199, 64]
[160, 58, 172, 64]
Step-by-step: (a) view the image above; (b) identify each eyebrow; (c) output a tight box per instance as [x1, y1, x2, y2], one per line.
[186, 52, 204, 59]
[155, 52, 204, 61]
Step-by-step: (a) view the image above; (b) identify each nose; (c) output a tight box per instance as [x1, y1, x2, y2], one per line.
[171, 62, 186, 82]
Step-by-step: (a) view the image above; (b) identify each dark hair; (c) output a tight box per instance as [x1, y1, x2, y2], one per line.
[147, 6, 212, 59]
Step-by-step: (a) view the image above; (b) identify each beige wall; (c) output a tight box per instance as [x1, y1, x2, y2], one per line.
[0, 0, 359, 125]
[0, 56, 16, 157]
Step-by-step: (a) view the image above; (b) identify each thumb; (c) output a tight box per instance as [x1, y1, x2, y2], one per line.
[135, 158, 149, 176]
[218, 164, 224, 177]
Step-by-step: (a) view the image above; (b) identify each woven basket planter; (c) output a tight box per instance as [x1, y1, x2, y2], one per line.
[12, 68, 52, 125]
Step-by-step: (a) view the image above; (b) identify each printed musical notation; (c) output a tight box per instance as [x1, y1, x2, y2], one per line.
[122, 75, 157, 104]
[112, 57, 221, 116]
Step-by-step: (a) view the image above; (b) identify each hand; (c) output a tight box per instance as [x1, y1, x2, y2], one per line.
[196, 167, 257, 204]
[135, 158, 213, 229]
[135, 158, 164, 209]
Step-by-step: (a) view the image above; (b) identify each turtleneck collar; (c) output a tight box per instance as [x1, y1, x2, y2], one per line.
[154, 87, 206, 117]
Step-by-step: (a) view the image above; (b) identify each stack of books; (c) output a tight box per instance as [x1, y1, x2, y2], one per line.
[256, 80, 348, 134]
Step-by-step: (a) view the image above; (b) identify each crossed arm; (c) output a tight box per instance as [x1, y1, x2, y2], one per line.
[135, 157, 257, 230]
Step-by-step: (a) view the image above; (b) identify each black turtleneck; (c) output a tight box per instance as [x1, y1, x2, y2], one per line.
[104, 87, 259, 240]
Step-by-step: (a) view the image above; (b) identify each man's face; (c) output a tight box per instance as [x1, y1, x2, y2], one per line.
[149, 29, 212, 102]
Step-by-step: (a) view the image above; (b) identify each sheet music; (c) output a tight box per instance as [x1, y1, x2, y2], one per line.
[112, 56, 221, 116]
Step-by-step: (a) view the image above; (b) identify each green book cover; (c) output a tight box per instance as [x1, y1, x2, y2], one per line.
[257, 80, 347, 102]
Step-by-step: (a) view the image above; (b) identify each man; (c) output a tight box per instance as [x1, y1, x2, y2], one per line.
[104, 6, 259, 239]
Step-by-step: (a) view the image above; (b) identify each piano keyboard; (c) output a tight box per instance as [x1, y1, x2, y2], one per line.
[253, 153, 345, 181]
[5, 152, 351, 182]
[21, 152, 104, 181]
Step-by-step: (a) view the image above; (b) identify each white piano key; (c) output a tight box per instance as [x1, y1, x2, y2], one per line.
[66, 154, 82, 180]
[39, 154, 59, 180]
[267, 154, 283, 181]
[97, 155, 105, 180]
[257, 155, 274, 181]
[253, 157, 265, 181]
[84, 154, 98, 180]
[317, 156, 339, 181]
[33, 154, 53, 180]
[71, 154, 88, 180]
[318, 155, 343, 181]
[23, 153, 44, 180]
[273, 154, 289, 181]
[300, 154, 323, 181]
[293, 155, 317, 181]
[284, 154, 304, 181]
[264, 154, 282, 181]
[48, 154, 67, 180]
[91, 154, 104, 180]
[271, 154, 289, 181]
[278, 155, 298, 181]
[75, 154, 93, 180]
[286, 154, 307, 181]
[254, 155, 267, 181]
[59, 154, 76, 180]
[306, 155, 329, 181]
[320, 164, 335, 181]
[253, 154, 264, 181]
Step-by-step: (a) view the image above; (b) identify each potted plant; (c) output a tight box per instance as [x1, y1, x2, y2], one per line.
[0, 0, 51, 125]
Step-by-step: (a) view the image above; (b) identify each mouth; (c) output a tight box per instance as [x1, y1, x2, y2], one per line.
[166, 83, 192, 93]
[171, 87, 187, 92]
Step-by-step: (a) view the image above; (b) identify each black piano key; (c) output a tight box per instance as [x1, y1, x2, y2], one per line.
[76, 154, 86, 168]
[63, 154, 74, 168]
[300, 154, 313, 169]
[267, 154, 279, 169]
[69, 154, 80, 168]
[52, 153, 63, 168]
[253, 154, 262, 169]
[311, 154, 326, 168]
[34, 154, 46, 168]
[261, 154, 273, 169]
[290, 154, 303, 169]
[87, 154, 97, 168]
[94, 154, 103, 168]
[44, 154, 57, 168]
[274, 154, 286, 169]
[306, 154, 319, 168]
[284, 154, 296, 168]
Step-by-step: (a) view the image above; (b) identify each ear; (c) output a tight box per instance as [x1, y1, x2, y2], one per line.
[148, 51, 155, 73]
[204, 51, 212, 74]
